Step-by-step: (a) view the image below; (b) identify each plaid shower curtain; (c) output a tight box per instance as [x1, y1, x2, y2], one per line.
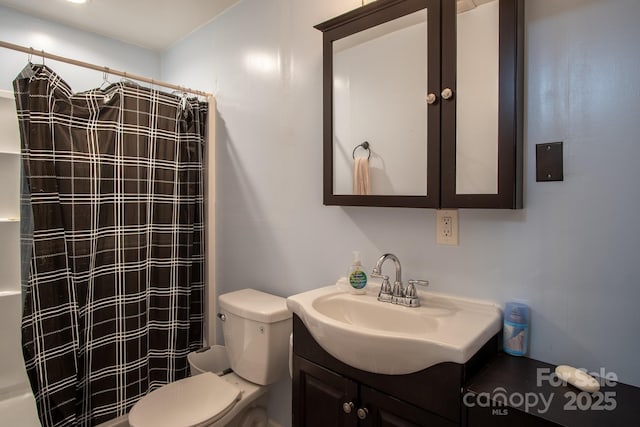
[14, 64, 206, 427]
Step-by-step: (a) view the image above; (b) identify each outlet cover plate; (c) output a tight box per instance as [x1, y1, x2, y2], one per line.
[436, 209, 458, 246]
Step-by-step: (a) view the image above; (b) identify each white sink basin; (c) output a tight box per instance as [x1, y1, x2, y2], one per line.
[287, 284, 502, 375]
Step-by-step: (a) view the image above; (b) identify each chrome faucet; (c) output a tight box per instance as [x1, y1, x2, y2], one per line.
[371, 253, 402, 303]
[371, 253, 429, 307]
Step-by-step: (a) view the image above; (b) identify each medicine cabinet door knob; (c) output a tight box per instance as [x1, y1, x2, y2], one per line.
[441, 87, 454, 100]
[426, 93, 437, 104]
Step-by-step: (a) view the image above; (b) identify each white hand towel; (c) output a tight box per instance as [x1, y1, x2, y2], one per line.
[353, 157, 371, 195]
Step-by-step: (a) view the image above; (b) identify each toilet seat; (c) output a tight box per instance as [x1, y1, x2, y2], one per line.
[128, 372, 241, 427]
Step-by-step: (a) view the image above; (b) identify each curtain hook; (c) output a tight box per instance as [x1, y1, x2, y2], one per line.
[100, 68, 111, 90]
[182, 91, 189, 110]
[41, 49, 45, 66]
[28, 47, 33, 64]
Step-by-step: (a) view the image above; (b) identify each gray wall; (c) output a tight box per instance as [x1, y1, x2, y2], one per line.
[161, 0, 640, 425]
[0, 6, 160, 92]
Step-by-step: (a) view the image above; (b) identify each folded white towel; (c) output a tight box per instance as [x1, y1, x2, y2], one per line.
[353, 157, 371, 195]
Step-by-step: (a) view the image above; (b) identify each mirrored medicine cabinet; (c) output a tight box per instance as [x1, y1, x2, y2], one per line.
[315, 0, 524, 208]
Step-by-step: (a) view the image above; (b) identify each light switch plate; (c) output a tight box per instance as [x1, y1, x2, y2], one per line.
[536, 142, 564, 182]
[436, 209, 458, 246]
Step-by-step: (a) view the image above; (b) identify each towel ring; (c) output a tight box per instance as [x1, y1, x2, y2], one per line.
[352, 141, 371, 160]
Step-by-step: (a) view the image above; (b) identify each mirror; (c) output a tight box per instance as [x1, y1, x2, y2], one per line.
[440, 0, 523, 208]
[332, 10, 428, 196]
[455, 0, 499, 195]
[317, 0, 442, 208]
[317, 0, 522, 208]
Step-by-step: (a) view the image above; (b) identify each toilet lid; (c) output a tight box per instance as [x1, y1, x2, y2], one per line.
[128, 372, 241, 427]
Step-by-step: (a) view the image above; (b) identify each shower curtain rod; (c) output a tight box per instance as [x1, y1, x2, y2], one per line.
[0, 40, 213, 97]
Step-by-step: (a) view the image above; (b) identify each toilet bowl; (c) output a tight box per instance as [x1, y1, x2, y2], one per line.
[128, 289, 292, 427]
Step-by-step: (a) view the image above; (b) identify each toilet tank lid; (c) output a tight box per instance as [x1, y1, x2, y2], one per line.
[219, 289, 291, 323]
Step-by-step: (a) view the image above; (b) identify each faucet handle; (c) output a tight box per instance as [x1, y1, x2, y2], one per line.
[404, 280, 429, 308]
[404, 284, 418, 299]
[376, 276, 393, 303]
[408, 279, 429, 288]
[406, 280, 429, 297]
[370, 272, 389, 280]
[409, 279, 429, 286]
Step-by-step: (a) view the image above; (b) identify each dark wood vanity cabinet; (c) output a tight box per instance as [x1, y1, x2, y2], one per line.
[294, 357, 357, 427]
[294, 356, 454, 427]
[294, 314, 640, 426]
[292, 315, 499, 427]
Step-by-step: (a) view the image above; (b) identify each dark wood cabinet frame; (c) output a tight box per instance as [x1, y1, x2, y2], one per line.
[440, 0, 524, 209]
[292, 315, 500, 426]
[316, 0, 441, 208]
[316, 0, 524, 209]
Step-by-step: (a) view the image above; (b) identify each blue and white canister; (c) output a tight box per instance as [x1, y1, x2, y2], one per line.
[503, 301, 529, 356]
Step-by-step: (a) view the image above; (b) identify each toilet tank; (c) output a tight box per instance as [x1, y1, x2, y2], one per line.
[218, 289, 292, 386]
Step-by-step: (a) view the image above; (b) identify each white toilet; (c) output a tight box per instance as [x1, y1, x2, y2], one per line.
[128, 289, 292, 427]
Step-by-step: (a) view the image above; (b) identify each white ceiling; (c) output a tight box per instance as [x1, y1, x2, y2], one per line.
[0, 0, 240, 51]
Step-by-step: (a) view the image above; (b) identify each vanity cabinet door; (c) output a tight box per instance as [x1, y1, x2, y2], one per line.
[360, 385, 457, 427]
[293, 353, 459, 427]
[293, 355, 358, 427]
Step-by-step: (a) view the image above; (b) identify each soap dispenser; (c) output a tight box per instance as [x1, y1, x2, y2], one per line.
[348, 251, 367, 295]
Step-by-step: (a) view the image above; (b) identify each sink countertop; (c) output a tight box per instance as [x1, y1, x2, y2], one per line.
[287, 283, 502, 375]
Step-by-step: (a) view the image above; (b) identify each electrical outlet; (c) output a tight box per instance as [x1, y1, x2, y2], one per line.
[436, 209, 458, 245]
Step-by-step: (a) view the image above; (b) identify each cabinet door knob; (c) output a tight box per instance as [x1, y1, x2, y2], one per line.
[441, 87, 454, 100]
[342, 401, 354, 414]
[426, 93, 437, 104]
[357, 408, 369, 420]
